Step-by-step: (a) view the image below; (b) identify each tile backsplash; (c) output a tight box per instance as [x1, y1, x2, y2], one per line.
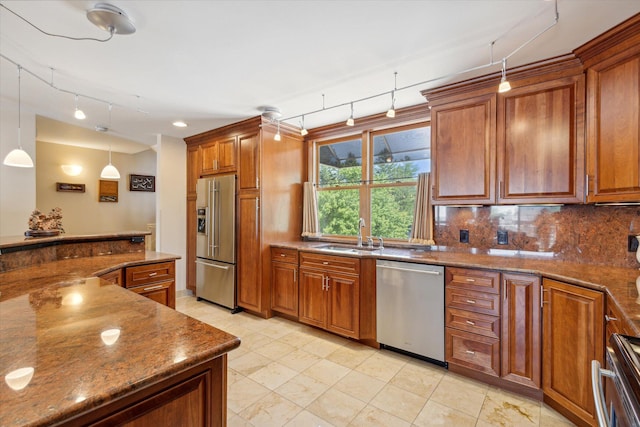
[434, 205, 640, 268]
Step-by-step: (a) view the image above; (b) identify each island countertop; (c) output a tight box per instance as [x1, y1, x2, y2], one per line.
[0, 254, 240, 426]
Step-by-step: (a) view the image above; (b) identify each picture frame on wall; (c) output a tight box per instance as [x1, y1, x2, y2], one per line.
[56, 182, 85, 193]
[99, 180, 118, 202]
[129, 174, 155, 192]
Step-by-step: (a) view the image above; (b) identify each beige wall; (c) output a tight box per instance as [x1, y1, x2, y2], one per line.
[36, 141, 156, 234]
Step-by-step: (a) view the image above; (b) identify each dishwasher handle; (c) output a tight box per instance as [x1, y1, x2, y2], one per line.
[377, 265, 441, 275]
[591, 359, 615, 427]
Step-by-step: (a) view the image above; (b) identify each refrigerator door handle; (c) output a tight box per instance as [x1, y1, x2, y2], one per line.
[209, 180, 216, 257]
[195, 260, 230, 270]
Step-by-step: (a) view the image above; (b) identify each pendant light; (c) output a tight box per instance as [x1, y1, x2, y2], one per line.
[74, 95, 86, 120]
[3, 65, 34, 168]
[346, 103, 355, 126]
[274, 120, 282, 141]
[100, 104, 120, 179]
[498, 58, 512, 93]
[386, 71, 397, 118]
[300, 115, 308, 136]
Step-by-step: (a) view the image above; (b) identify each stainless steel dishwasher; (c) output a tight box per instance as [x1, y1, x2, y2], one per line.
[376, 260, 445, 365]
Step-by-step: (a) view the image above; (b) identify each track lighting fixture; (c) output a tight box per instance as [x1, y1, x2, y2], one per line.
[300, 115, 308, 136]
[346, 103, 355, 126]
[274, 121, 282, 141]
[74, 95, 86, 120]
[498, 58, 512, 93]
[3, 65, 34, 168]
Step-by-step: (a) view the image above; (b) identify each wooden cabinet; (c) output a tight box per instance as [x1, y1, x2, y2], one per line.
[501, 273, 541, 390]
[605, 296, 635, 344]
[575, 15, 640, 203]
[430, 93, 496, 204]
[124, 261, 176, 309]
[270, 247, 299, 317]
[237, 193, 262, 312]
[200, 137, 237, 175]
[186, 145, 199, 292]
[238, 132, 260, 191]
[497, 76, 585, 204]
[299, 251, 360, 339]
[542, 278, 604, 427]
[98, 268, 123, 285]
[425, 56, 585, 205]
[445, 267, 501, 376]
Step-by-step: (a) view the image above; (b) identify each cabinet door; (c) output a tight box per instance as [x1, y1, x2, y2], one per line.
[542, 278, 603, 426]
[498, 76, 585, 204]
[187, 145, 200, 196]
[299, 268, 326, 329]
[326, 273, 360, 339]
[98, 269, 123, 286]
[239, 132, 260, 191]
[130, 280, 176, 309]
[586, 54, 640, 202]
[271, 262, 298, 317]
[431, 93, 496, 204]
[501, 273, 541, 389]
[237, 194, 262, 313]
[217, 137, 237, 172]
[200, 141, 219, 175]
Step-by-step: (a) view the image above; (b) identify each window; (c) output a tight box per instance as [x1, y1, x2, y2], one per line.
[316, 123, 430, 241]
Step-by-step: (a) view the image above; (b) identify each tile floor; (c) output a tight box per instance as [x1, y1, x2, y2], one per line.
[176, 295, 575, 426]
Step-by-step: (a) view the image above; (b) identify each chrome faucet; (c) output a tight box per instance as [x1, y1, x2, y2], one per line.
[356, 217, 365, 247]
[366, 236, 374, 248]
[377, 236, 384, 250]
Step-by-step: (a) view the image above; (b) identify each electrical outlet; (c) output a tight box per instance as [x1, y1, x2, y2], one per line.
[497, 230, 508, 245]
[460, 229, 469, 243]
[629, 235, 639, 252]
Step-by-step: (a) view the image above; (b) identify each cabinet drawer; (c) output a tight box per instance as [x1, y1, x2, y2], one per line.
[271, 247, 298, 264]
[446, 287, 500, 316]
[130, 280, 175, 309]
[446, 308, 500, 339]
[299, 251, 360, 275]
[446, 328, 500, 376]
[125, 262, 175, 288]
[446, 267, 500, 294]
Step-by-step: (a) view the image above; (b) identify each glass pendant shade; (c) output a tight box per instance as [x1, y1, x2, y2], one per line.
[100, 163, 120, 179]
[3, 148, 34, 167]
[74, 108, 86, 120]
[498, 78, 512, 93]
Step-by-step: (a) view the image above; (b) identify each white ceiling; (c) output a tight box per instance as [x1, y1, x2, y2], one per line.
[1, 1, 639, 153]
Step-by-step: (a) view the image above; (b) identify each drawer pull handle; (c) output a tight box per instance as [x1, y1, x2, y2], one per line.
[280, 254, 286, 257]
[466, 299, 476, 304]
[466, 278, 475, 282]
[465, 350, 475, 355]
[605, 315, 618, 322]
[143, 285, 164, 291]
[148, 272, 158, 277]
[466, 320, 475, 325]
[322, 261, 329, 265]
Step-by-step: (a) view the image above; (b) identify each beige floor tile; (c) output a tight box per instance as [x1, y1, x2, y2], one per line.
[333, 370, 386, 403]
[389, 361, 445, 398]
[226, 414, 252, 427]
[227, 377, 271, 413]
[303, 359, 351, 386]
[227, 344, 250, 361]
[478, 388, 540, 426]
[278, 330, 318, 348]
[228, 351, 272, 376]
[255, 339, 296, 360]
[238, 391, 302, 426]
[248, 361, 299, 390]
[540, 403, 576, 426]
[285, 409, 336, 427]
[237, 331, 273, 351]
[348, 404, 411, 427]
[275, 373, 331, 408]
[302, 337, 344, 358]
[260, 322, 296, 340]
[413, 400, 477, 427]
[369, 383, 427, 422]
[227, 368, 243, 386]
[308, 388, 367, 426]
[354, 351, 407, 382]
[279, 348, 322, 372]
[428, 373, 488, 418]
[326, 344, 375, 369]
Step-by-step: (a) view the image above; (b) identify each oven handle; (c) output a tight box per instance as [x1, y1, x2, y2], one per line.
[591, 359, 616, 427]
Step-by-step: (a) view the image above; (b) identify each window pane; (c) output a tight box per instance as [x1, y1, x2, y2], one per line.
[372, 127, 430, 183]
[318, 139, 362, 186]
[371, 186, 416, 239]
[317, 189, 360, 235]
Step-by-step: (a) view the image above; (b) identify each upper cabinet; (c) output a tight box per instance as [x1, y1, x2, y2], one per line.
[424, 56, 585, 205]
[200, 136, 237, 176]
[575, 14, 640, 203]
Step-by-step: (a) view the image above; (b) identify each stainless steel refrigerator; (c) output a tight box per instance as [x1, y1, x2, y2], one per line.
[195, 175, 237, 310]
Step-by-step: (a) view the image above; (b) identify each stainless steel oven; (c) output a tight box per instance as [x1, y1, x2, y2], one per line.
[592, 334, 640, 427]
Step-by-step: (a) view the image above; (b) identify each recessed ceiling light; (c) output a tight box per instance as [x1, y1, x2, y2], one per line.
[172, 121, 188, 128]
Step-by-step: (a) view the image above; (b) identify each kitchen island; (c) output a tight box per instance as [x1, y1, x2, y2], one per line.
[0, 234, 241, 426]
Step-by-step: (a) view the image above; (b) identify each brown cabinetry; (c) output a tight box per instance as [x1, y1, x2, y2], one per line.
[98, 268, 123, 286]
[270, 247, 299, 317]
[200, 137, 237, 176]
[237, 193, 262, 312]
[124, 261, 176, 309]
[576, 15, 640, 203]
[542, 278, 604, 427]
[299, 252, 360, 339]
[425, 56, 585, 205]
[605, 296, 635, 345]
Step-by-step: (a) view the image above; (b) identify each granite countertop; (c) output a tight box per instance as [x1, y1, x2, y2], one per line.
[0, 231, 151, 251]
[0, 253, 241, 427]
[274, 241, 640, 335]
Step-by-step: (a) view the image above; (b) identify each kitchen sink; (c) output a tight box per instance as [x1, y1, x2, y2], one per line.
[316, 244, 381, 253]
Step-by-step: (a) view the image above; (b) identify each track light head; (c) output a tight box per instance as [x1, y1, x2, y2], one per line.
[498, 58, 511, 93]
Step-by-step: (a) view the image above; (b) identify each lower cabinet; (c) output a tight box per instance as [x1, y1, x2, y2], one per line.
[542, 278, 604, 427]
[298, 251, 360, 339]
[98, 268, 124, 286]
[270, 247, 299, 317]
[123, 261, 176, 309]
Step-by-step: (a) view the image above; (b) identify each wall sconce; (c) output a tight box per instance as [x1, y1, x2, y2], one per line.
[61, 164, 83, 176]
